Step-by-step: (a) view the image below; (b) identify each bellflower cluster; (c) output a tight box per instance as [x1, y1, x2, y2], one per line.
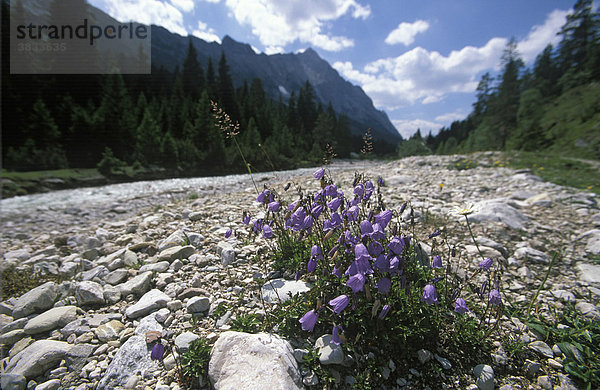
[241, 168, 503, 351]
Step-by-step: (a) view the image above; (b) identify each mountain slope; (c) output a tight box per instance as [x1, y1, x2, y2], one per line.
[150, 28, 400, 141]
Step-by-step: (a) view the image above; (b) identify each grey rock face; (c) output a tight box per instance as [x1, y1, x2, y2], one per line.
[157, 245, 195, 262]
[5, 340, 71, 380]
[473, 364, 494, 390]
[513, 247, 550, 264]
[12, 282, 57, 319]
[315, 335, 344, 365]
[95, 320, 125, 342]
[208, 331, 302, 390]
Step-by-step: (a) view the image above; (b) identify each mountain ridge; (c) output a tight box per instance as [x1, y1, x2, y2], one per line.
[150, 26, 401, 141]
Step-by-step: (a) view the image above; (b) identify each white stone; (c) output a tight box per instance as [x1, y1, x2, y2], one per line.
[513, 247, 550, 264]
[23, 306, 78, 335]
[117, 271, 153, 297]
[12, 282, 57, 319]
[97, 314, 162, 389]
[576, 263, 600, 284]
[473, 364, 494, 390]
[75, 281, 105, 306]
[125, 289, 171, 319]
[5, 340, 71, 380]
[208, 331, 302, 390]
[261, 279, 311, 303]
[187, 296, 210, 313]
[469, 199, 528, 230]
[315, 335, 344, 365]
[174, 332, 200, 353]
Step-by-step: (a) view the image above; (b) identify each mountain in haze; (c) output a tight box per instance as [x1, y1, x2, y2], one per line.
[13, 0, 400, 141]
[151, 28, 400, 141]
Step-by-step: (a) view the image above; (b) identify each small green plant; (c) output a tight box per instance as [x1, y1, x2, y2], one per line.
[449, 157, 479, 170]
[180, 338, 213, 383]
[0, 264, 65, 299]
[526, 305, 600, 389]
[230, 314, 262, 333]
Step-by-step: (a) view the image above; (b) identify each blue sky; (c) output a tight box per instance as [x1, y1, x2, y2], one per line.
[88, 0, 575, 138]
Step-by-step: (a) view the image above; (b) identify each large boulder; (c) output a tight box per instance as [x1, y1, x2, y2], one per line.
[469, 199, 528, 230]
[23, 306, 78, 335]
[209, 331, 302, 390]
[5, 340, 71, 379]
[97, 315, 162, 389]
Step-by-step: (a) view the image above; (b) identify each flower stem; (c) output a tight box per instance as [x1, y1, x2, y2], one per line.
[465, 215, 486, 263]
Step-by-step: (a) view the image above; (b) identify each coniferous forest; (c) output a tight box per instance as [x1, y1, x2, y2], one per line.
[400, 0, 600, 161]
[1, 0, 363, 177]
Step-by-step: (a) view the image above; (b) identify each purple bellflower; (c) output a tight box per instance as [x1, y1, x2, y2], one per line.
[421, 284, 438, 305]
[332, 325, 344, 345]
[432, 255, 443, 269]
[327, 197, 342, 212]
[267, 201, 280, 212]
[314, 168, 325, 180]
[454, 298, 468, 314]
[329, 294, 349, 315]
[479, 258, 493, 271]
[299, 309, 318, 332]
[379, 304, 391, 319]
[325, 184, 337, 197]
[375, 277, 392, 295]
[151, 343, 165, 361]
[490, 289, 502, 306]
[225, 229, 232, 238]
[374, 209, 393, 228]
[262, 225, 274, 239]
[307, 258, 317, 273]
[347, 273, 365, 293]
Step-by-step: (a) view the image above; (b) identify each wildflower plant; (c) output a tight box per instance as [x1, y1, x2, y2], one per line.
[241, 167, 506, 387]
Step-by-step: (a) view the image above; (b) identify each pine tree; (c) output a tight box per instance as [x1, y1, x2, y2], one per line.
[182, 39, 204, 99]
[558, 0, 600, 73]
[134, 108, 162, 166]
[217, 52, 239, 121]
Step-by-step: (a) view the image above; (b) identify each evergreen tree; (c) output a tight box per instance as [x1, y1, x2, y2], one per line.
[217, 52, 239, 121]
[558, 0, 599, 73]
[134, 108, 162, 166]
[182, 39, 204, 99]
[96, 73, 136, 161]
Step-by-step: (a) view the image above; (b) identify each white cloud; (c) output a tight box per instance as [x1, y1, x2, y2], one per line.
[95, 0, 187, 36]
[435, 111, 466, 123]
[170, 0, 194, 12]
[192, 21, 221, 43]
[335, 8, 569, 112]
[393, 119, 442, 139]
[518, 9, 568, 63]
[334, 37, 506, 110]
[385, 20, 429, 46]
[223, 0, 370, 51]
[265, 45, 285, 55]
